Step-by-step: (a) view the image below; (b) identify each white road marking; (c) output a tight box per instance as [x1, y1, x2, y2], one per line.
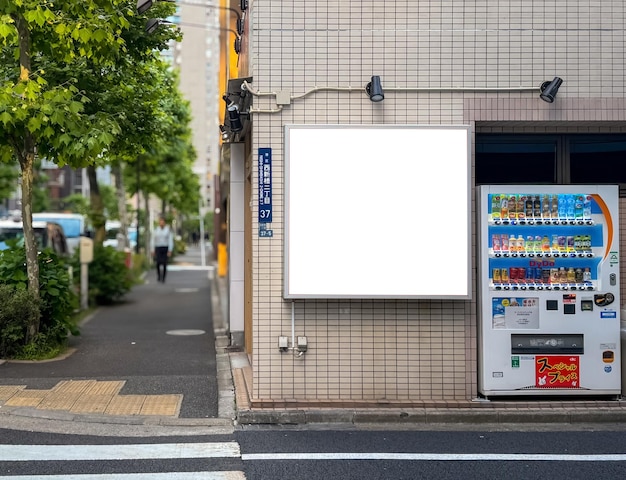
[0, 474, 245, 480]
[242, 452, 626, 462]
[0, 442, 240, 461]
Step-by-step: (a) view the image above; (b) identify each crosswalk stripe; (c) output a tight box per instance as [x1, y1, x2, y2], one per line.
[0, 442, 240, 461]
[0, 473, 245, 480]
[242, 452, 626, 462]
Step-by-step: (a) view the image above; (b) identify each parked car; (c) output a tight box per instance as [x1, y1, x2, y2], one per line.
[32, 212, 87, 254]
[103, 221, 137, 250]
[0, 219, 70, 256]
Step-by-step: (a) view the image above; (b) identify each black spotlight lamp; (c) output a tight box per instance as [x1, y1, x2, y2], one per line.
[145, 18, 161, 34]
[136, 0, 154, 15]
[219, 124, 229, 141]
[366, 75, 384, 102]
[228, 105, 243, 132]
[540, 77, 563, 103]
[240, 0, 248, 11]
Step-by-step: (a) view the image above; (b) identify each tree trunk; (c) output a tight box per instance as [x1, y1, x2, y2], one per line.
[13, 12, 40, 340]
[113, 164, 129, 249]
[144, 193, 151, 257]
[86, 165, 106, 244]
[18, 143, 39, 298]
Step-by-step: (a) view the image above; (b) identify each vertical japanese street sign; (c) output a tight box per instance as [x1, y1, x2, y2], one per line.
[258, 148, 273, 235]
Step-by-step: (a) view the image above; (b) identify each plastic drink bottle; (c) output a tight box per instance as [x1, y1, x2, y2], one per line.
[558, 194, 567, 219]
[542, 195, 550, 219]
[567, 267, 576, 282]
[525, 197, 534, 219]
[508, 195, 517, 220]
[526, 236, 534, 253]
[491, 195, 501, 220]
[574, 195, 584, 219]
[533, 196, 541, 218]
[567, 195, 575, 220]
[583, 195, 592, 220]
[492, 234, 501, 251]
[551, 196, 559, 217]
[501, 234, 509, 251]
[500, 196, 509, 218]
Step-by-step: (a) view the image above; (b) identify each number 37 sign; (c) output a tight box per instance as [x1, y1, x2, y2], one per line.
[258, 148, 272, 224]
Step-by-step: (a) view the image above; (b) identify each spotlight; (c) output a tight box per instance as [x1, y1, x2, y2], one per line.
[234, 37, 242, 54]
[136, 0, 153, 15]
[540, 77, 563, 103]
[237, 18, 244, 35]
[240, 0, 248, 11]
[228, 105, 243, 132]
[145, 18, 161, 34]
[219, 124, 229, 141]
[366, 75, 384, 102]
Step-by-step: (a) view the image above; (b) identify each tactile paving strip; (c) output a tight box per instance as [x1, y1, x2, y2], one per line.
[52, 380, 97, 394]
[140, 394, 182, 416]
[0, 385, 25, 401]
[37, 392, 82, 411]
[0, 380, 181, 417]
[84, 381, 125, 396]
[69, 395, 115, 414]
[104, 395, 147, 416]
[4, 390, 48, 407]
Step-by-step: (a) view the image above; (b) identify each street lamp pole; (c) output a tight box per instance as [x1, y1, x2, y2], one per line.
[136, 158, 141, 254]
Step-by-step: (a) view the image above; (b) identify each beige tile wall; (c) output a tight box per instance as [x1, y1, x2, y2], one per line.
[245, 1, 626, 403]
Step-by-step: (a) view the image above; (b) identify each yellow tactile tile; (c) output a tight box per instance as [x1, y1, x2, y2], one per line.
[84, 381, 125, 396]
[4, 390, 48, 407]
[0, 385, 25, 402]
[139, 395, 182, 416]
[70, 395, 115, 414]
[37, 392, 82, 411]
[52, 380, 97, 394]
[104, 395, 146, 416]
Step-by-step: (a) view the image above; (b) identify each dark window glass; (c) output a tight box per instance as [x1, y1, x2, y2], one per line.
[475, 136, 557, 185]
[570, 136, 626, 185]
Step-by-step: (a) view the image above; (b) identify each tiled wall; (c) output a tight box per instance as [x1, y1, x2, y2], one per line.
[245, 1, 626, 403]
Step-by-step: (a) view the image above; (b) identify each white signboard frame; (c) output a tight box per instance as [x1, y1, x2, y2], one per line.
[283, 124, 472, 299]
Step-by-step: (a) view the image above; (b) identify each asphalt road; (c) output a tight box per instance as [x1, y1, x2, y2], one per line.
[2, 427, 626, 480]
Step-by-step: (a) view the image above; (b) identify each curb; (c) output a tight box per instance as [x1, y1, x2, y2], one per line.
[235, 407, 626, 426]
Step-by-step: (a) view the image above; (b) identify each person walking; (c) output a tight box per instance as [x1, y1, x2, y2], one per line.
[151, 216, 174, 283]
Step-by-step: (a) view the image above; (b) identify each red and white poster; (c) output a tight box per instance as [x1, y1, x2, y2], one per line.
[535, 356, 580, 388]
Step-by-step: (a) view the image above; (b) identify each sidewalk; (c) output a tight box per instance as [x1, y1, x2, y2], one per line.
[2, 242, 626, 431]
[0, 243, 233, 433]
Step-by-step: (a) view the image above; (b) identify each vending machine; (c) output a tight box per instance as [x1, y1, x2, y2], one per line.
[478, 185, 621, 397]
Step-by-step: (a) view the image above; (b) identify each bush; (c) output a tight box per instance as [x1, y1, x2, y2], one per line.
[174, 237, 186, 255]
[0, 284, 40, 359]
[71, 245, 133, 305]
[0, 246, 77, 359]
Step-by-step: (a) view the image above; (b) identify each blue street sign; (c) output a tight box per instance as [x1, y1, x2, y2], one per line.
[258, 148, 272, 223]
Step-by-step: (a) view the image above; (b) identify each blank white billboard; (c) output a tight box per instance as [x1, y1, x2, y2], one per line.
[284, 125, 471, 299]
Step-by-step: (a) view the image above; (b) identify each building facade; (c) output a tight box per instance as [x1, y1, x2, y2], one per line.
[223, 1, 626, 407]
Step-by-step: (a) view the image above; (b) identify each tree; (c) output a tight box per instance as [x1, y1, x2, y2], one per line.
[71, 3, 181, 245]
[0, 1, 137, 341]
